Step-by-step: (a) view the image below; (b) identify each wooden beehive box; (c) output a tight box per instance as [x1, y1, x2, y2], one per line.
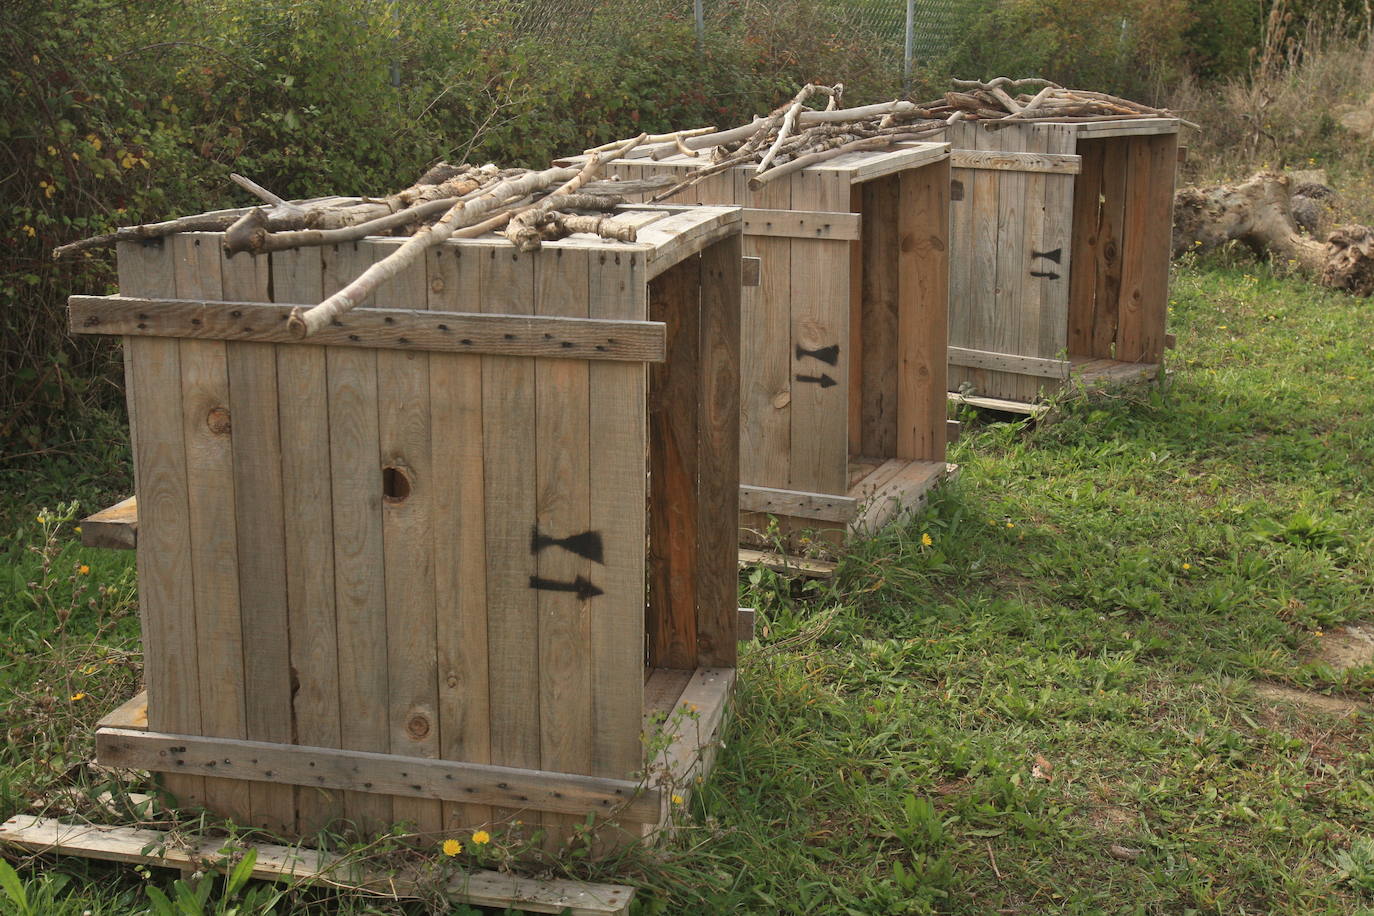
[943, 118, 1180, 411]
[603, 143, 953, 550]
[70, 204, 743, 854]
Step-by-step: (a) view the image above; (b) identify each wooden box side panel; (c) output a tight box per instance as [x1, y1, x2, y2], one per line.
[119, 235, 653, 842]
[947, 123, 1075, 403]
[1116, 132, 1177, 363]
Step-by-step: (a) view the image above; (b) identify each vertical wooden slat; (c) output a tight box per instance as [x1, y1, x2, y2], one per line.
[1117, 132, 1177, 363]
[173, 235, 249, 825]
[1067, 133, 1105, 358]
[647, 256, 700, 670]
[119, 239, 204, 811]
[859, 174, 900, 458]
[1037, 125, 1076, 373]
[271, 245, 343, 836]
[322, 242, 392, 836]
[480, 245, 540, 837]
[736, 166, 791, 493]
[897, 161, 950, 463]
[847, 183, 865, 457]
[221, 248, 294, 835]
[946, 120, 977, 396]
[588, 248, 647, 788]
[427, 244, 492, 837]
[695, 234, 741, 668]
[787, 170, 849, 494]
[1088, 138, 1129, 358]
[991, 125, 1036, 403]
[966, 122, 1001, 397]
[533, 248, 594, 849]
[371, 241, 441, 837]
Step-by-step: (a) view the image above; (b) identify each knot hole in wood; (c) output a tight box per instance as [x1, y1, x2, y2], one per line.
[382, 464, 413, 503]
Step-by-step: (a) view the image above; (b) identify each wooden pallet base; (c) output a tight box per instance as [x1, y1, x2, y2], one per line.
[949, 358, 1161, 416]
[0, 816, 635, 915]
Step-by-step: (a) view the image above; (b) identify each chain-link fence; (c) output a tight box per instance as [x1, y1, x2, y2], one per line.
[505, 0, 960, 77]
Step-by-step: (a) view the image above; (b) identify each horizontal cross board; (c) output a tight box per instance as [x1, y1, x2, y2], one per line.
[95, 726, 661, 821]
[742, 208, 861, 240]
[950, 150, 1082, 175]
[948, 345, 1070, 379]
[69, 295, 666, 362]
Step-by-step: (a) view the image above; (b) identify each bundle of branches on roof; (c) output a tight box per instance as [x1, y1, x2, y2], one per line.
[583, 83, 950, 197]
[909, 77, 1198, 129]
[52, 134, 680, 336]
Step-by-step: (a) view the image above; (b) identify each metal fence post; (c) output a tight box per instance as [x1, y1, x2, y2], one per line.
[903, 0, 916, 90]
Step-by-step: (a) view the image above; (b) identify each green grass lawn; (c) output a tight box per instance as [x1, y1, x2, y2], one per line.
[2, 259, 1373, 915]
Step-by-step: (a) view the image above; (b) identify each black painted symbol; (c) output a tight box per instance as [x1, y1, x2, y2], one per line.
[530, 527, 604, 564]
[529, 575, 604, 600]
[795, 343, 840, 366]
[1030, 270, 1061, 280]
[795, 373, 837, 388]
[1031, 247, 1063, 264]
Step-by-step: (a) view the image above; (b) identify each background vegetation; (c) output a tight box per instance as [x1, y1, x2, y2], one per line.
[4, 0, 1374, 911]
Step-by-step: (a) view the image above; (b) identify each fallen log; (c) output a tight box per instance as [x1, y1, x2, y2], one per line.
[1172, 171, 1374, 296]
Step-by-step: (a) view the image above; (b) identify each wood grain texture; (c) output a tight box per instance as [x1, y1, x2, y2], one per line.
[426, 243, 492, 836]
[736, 168, 791, 492]
[371, 241, 441, 836]
[588, 247, 649, 825]
[1038, 125, 1077, 369]
[534, 247, 594, 849]
[69, 296, 665, 363]
[647, 256, 700, 670]
[738, 484, 857, 522]
[270, 245, 344, 836]
[221, 246, 295, 834]
[0, 817, 637, 916]
[117, 238, 204, 810]
[787, 170, 849, 496]
[1116, 133, 1177, 363]
[95, 729, 661, 823]
[694, 234, 741, 669]
[897, 161, 950, 463]
[479, 245, 541, 839]
[948, 346, 1070, 378]
[859, 175, 899, 458]
[741, 208, 862, 239]
[172, 235, 250, 826]
[949, 149, 1081, 174]
[79, 497, 137, 550]
[323, 242, 392, 836]
[990, 124, 1034, 403]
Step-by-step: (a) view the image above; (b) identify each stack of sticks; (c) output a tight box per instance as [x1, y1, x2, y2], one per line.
[53, 79, 1189, 335]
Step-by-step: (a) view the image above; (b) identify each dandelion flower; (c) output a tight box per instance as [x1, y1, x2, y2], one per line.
[920, 532, 933, 547]
[70, 692, 87, 702]
[471, 830, 490, 846]
[1182, 563, 1191, 571]
[671, 794, 685, 806]
[74, 526, 82, 534]
[81, 665, 97, 675]
[1005, 522, 1015, 529]
[441, 838, 462, 856]
[78, 565, 90, 575]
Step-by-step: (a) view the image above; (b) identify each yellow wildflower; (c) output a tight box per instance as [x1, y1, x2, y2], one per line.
[70, 692, 87, 702]
[471, 830, 490, 846]
[1005, 522, 1015, 529]
[22, 225, 35, 237]
[671, 794, 685, 806]
[441, 838, 462, 856]
[74, 526, 81, 534]
[81, 665, 98, 675]
[78, 565, 90, 575]
[920, 532, 933, 547]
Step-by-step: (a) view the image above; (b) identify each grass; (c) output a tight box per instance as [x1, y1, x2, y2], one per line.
[2, 256, 1373, 914]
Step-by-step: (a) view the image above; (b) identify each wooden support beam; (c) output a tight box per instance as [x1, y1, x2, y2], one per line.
[741, 208, 862, 240]
[0, 817, 634, 916]
[94, 727, 661, 822]
[69, 296, 666, 362]
[737, 484, 858, 522]
[737, 607, 756, 642]
[80, 497, 137, 550]
[950, 150, 1081, 175]
[948, 345, 1070, 379]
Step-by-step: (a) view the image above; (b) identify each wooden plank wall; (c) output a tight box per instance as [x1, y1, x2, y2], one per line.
[1065, 133, 1177, 365]
[947, 123, 1076, 403]
[117, 235, 657, 842]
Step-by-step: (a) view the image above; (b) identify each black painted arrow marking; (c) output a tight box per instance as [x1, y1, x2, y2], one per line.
[795, 343, 840, 366]
[1031, 247, 1063, 264]
[795, 373, 837, 388]
[530, 527, 604, 564]
[529, 575, 604, 600]
[1030, 270, 1061, 280]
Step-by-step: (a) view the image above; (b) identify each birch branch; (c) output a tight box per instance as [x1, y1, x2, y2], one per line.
[747, 130, 938, 190]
